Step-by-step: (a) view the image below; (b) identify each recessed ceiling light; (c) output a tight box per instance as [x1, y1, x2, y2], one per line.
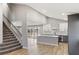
[62, 13, 65, 15]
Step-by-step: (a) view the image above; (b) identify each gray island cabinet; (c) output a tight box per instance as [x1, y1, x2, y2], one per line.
[37, 35, 59, 46]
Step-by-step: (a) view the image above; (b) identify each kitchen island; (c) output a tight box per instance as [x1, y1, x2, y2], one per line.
[37, 35, 59, 46]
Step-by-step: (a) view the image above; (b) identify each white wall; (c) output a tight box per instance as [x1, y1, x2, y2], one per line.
[0, 4, 3, 44]
[3, 4, 9, 18]
[26, 6, 46, 25]
[9, 4, 46, 26]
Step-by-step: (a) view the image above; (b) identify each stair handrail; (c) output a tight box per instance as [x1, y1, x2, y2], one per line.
[3, 15, 22, 43]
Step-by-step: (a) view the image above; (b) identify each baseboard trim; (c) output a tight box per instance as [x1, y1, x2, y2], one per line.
[23, 46, 28, 49]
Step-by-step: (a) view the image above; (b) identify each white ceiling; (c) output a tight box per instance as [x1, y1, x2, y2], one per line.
[26, 3, 79, 21]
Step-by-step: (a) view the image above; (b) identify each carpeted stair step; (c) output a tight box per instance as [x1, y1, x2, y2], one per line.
[3, 38, 17, 42]
[0, 43, 21, 50]
[0, 45, 22, 55]
[0, 41, 19, 46]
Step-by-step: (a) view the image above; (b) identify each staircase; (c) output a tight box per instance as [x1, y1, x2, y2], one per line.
[0, 23, 22, 54]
